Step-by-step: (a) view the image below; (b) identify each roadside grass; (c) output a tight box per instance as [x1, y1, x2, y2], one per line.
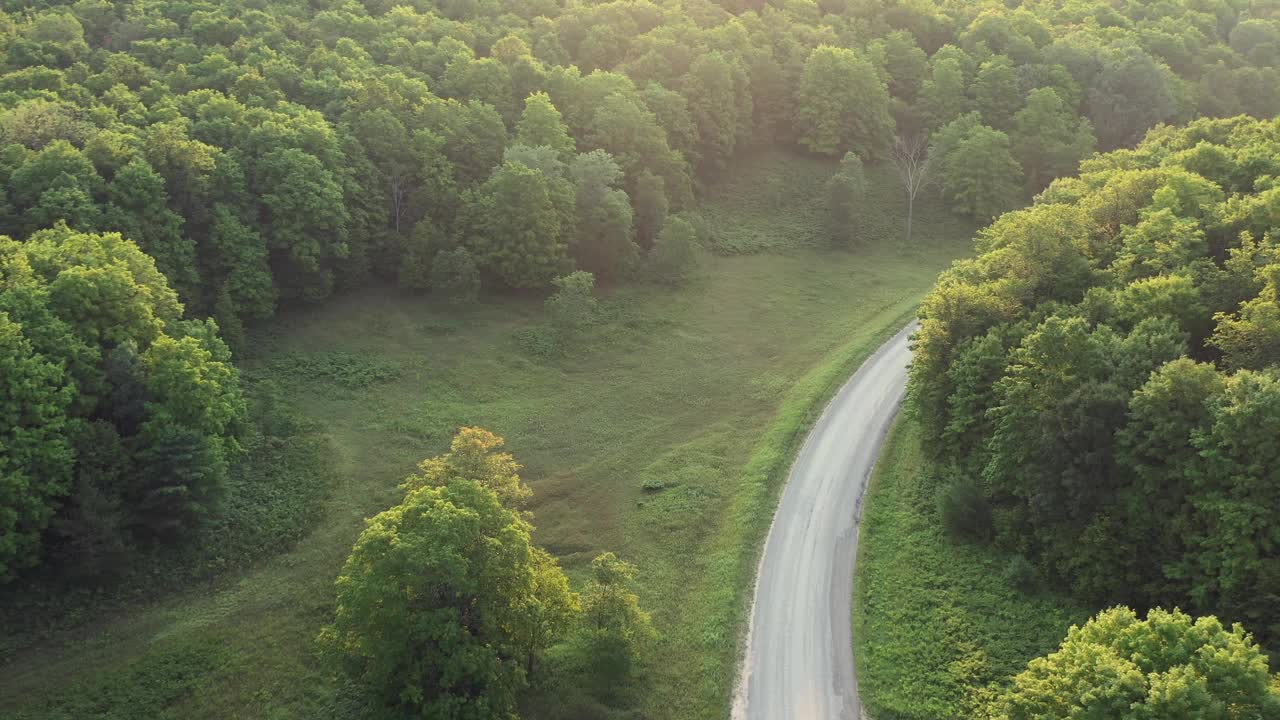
[2, 150, 975, 720]
[852, 419, 1090, 720]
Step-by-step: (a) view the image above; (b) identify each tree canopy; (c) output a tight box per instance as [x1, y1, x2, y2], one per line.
[990, 607, 1280, 719]
[0, 226, 244, 578]
[911, 115, 1280, 644]
[0, 0, 1274, 327]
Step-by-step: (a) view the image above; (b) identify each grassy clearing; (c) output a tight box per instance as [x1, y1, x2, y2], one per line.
[852, 419, 1090, 720]
[697, 150, 959, 257]
[2, 150, 974, 720]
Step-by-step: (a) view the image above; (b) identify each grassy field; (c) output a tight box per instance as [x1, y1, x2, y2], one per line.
[852, 419, 1090, 720]
[2, 150, 975, 719]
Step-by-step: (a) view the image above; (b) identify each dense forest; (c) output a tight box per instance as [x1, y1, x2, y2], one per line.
[911, 115, 1280, 647]
[4, 0, 1280, 715]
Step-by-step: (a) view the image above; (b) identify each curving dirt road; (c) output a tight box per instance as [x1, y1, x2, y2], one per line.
[733, 323, 915, 720]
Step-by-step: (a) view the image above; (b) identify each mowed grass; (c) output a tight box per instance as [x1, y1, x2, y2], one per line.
[852, 419, 1090, 720]
[2, 150, 974, 719]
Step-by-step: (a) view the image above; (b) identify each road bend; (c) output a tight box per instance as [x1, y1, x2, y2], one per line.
[734, 323, 915, 720]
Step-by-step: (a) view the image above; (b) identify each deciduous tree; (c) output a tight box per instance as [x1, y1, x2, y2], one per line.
[797, 46, 894, 158]
[990, 608, 1280, 719]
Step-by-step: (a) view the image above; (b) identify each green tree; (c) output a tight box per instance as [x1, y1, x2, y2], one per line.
[8, 140, 102, 210]
[826, 152, 867, 246]
[1088, 50, 1183, 150]
[647, 216, 697, 285]
[934, 120, 1023, 220]
[442, 57, 516, 124]
[253, 148, 350, 300]
[104, 158, 197, 299]
[401, 426, 530, 507]
[324, 428, 575, 716]
[426, 99, 508, 188]
[681, 52, 742, 175]
[465, 161, 570, 289]
[575, 552, 654, 694]
[398, 218, 448, 291]
[1011, 88, 1096, 193]
[910, 117, 1280, 645]
[504, 144, 565, 179]
[920, 57, 971, 131]
[971, 55, 1022, 131]
[207, 205, 275, 321]
[1, 227, 244, 568]
[49, 419, 129, 579]
[638, 83, 700, 174]
[515, 92, 575, 160]
[1210, 264, 1280, 371]
[346, 108, 418, 234]
[545, 271, 598, 339]
[321, 480, 552, 719]
[1173, 369, 1280, 632]
[0, 311, 75, 579]
[518, 547, 580, 676]
[26, 184, 101, 233]
[570, 150, 637, 280]
[797, 46, 894, 158]
[632, 170, 668, 249]
[584, 91, 691, 209]
[877, 31, 928, 102]
[131, 327, 245, 535]
[990, 607, 1280, 720]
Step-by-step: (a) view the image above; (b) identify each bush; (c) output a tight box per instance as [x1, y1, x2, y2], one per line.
[517, 326, 563, 359]
[939, 479, 992, 542]
[429, 246, 480, 303]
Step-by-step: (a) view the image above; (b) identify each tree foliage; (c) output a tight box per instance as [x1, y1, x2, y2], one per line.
[0, 227, 244, 576]
[933, 117, 1023, 220]
[825, 152, 868, 246]
[323, 428, 659, 716]
[990, 608, 1280, 719]
[911, 116, 1280, 644]
[797, 46, 895, 158]
[0, 0, 1269, 316]
[322, 479, 554, 719]
[574, 552, 655, 694]
[647, 216, 697, 285]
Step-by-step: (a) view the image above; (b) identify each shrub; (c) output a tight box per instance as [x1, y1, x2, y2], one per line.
[517, 326, 562, 358]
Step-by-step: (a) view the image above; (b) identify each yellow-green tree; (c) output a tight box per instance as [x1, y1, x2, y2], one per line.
[324, 429, 576, 718]
[990, 607, 1280, 719]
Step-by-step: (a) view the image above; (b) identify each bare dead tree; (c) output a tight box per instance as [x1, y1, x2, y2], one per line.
[891, 134, 931, 244]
